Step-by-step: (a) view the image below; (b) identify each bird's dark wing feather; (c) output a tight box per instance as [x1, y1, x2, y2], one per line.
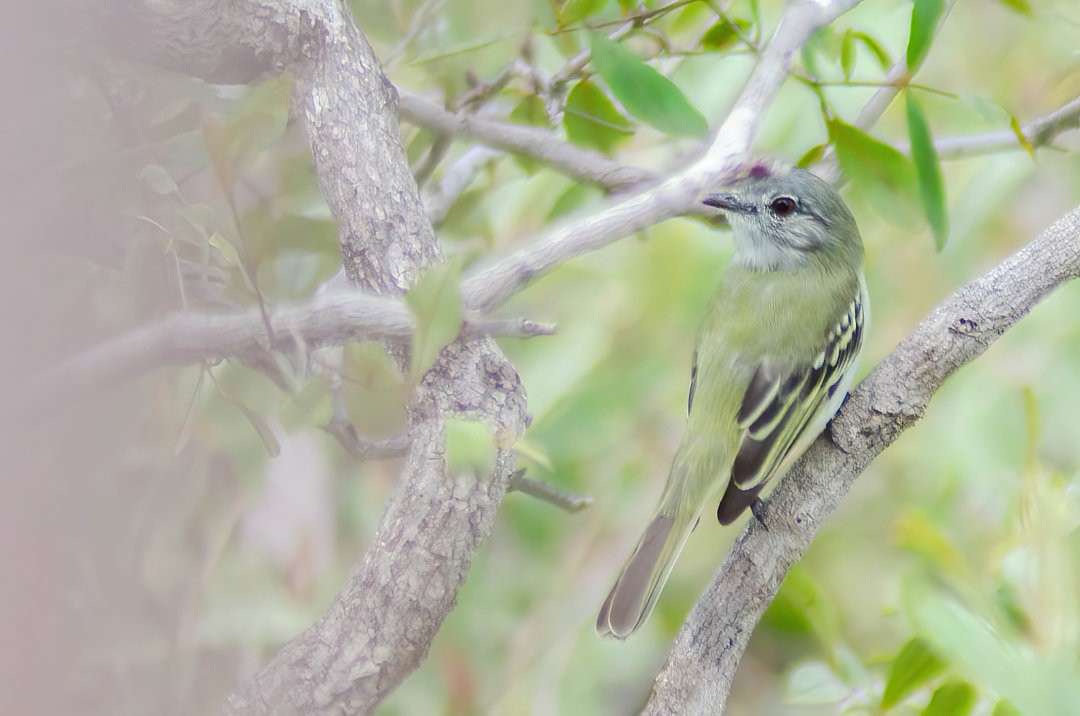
[716, 291, 865, 524]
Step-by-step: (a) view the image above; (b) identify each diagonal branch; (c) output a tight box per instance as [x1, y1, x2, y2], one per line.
[462, 0, 864, 316]
[645, 205, 1080, 713]
[398, 90, 654, 192]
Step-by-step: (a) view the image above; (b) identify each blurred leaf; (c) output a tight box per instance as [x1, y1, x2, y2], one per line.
[991, 699, 1023, 716]
[233, 400, 282, 458]
[202, 117, 235, 194]
[558, 0, 607, 27]
[209, 232, 243, 269]
[853, 31, 892, 70]
[512, 437, 553, 471]
[882, 638, 946, 709]
[785, 661, 850, 705]
[796, 143, 826, 168]
[907, 0, 945, 71]
[764, 566, 836, 646]
[405, 259, 463, 380]
[841, 29, 856, 81]
[510, 94, 553, 173]
[587, 32, 708, 137]
[701, 19, 752, 51]
[140, 164, 181, 196]
[801, 26, 840, 79]
[921, 681, 976, 716]
[997, 0, 1032, 16]
[548, 182, 602, 220]
[828, 117, 919, 224]
[962, 95, 1010, 126]
[906, 94, 948, 250]
[1009, 113, 1035, 159]
[904, 579, 1080, 716]
[445, 418, 496, 475]
[895, 512, 966, 575]
[564, 78, 634, 155]
[174, 368, 206, 456]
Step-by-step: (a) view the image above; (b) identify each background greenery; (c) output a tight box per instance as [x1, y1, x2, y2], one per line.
[48, 0, 1080, 714]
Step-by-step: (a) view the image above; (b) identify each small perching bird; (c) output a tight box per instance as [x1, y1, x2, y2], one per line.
[597, 164, 868, 640]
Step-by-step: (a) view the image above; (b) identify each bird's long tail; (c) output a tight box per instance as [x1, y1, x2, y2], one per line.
[596, 464, 702, 639]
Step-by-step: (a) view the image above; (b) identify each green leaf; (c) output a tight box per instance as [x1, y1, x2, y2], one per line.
[558, 0, 608, 27]
[907, 0, 945, 71]
[921, 682, 976, 716]
[445, 418, 496, 475]
[405, 260, 463, 380]
[139, 164, 181, 196]
[510, 94, 553, 173]
[785, 661, 850, 705]
[763, 566, 836, 645]
[564, 78, 634, 155]
[840, 29, 856, 81]
[906, 94, 948, 250]
[548, 182, 602, 220]
[991, 699, 1023, 716]
[853, 31, 892, 70]
[701, 19, 752, 51]
[997, 0, 1033, 16]
[208, 232, 244, 268]
[827, 117, 919, 224]
[1009, 113, 1035, 159]
[202, 118, 235, 194]
[882, 637, 946, 709]
[796, 143, 827, 168]
[234, 400, 282, 458]
[587, 32, 708, 138]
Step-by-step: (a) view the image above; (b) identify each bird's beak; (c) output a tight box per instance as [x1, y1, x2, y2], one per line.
[702, 192, 744, 213]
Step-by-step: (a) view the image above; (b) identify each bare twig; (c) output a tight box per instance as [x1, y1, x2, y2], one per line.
[422, 145, 501, 224]
[911, 94, 1080, 159]
[508, 470, 593, 513]
[398, 90, 654, 192]
[645, 205, 1080, 713]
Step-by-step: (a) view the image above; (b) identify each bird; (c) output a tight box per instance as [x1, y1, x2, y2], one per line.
[597, 164, 868, 639]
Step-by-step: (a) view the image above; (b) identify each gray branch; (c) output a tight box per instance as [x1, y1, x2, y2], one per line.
[398, 90, 654, 192]
[645, 205, 1080, 713]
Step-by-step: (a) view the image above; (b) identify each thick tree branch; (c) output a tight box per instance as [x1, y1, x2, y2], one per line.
[461, 0, 863, 315]
[645, 205, 1080, 714]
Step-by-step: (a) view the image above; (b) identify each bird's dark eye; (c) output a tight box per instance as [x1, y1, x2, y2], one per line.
[770, 196, 798, 217]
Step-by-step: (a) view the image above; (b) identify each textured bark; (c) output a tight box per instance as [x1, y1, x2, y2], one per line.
[645, 207, 1080, 714]
[107, 1, 527, 713]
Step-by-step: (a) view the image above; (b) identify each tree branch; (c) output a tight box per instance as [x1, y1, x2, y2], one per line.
[462, 0, 864, 315]
[918, 94, 1080, 159]
[398, 90, 654, 192]
[645, 205, 1080, 714]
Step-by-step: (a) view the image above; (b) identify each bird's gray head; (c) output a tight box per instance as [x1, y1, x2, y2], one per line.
[703, 165, 862, 272]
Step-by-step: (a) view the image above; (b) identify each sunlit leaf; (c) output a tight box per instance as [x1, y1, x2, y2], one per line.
[906, 94, 948, 250]
[921, 681, 976, 716]
[907, 0, 946, 71]
[564, 78, 634, 155]
[587, 32, 708, 137]
[405, 259, 463, 380]
[445, 418, 496, 475]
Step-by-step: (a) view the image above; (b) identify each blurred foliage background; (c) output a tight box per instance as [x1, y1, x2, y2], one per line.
[23, 0, 1080, 714]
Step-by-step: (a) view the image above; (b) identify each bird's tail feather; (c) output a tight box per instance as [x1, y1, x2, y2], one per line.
[596, 505, 700, 639]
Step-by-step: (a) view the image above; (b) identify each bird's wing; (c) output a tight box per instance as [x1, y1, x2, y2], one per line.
[730, 288, 866, 493]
